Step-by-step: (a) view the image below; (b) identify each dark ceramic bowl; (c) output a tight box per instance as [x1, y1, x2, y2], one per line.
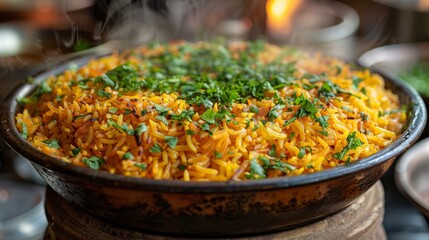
[395, 137, 429, 222]
[0, 56, 427, 237]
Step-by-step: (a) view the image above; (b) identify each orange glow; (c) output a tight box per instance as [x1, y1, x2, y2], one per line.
[266, 0, 303, 34]
[418, 0, 429, 11]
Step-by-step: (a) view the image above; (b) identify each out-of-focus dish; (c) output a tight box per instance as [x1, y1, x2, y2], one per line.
[14, 41, 406, 181]
[395, 137, 429, 220]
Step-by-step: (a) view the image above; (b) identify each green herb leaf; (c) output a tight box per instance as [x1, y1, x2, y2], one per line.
[150, 143, 162, 153]
[333, 131, 363, 160]
[297, 146, 312, 159]
[82, 156, 105, 170]
[134, 163, 147, 170]
[284, 117, 297, 126]
[20, 122, 28, 139]
[42, 139, 61, 149]
[269, 145, 277, 157]
[178, 164, 187, 171]
[71, 148, 81, 157]
[214, 151, 222, 158]
[185, 129, 195, 135]
[288, 132, 296, 140]
[108, 107, 118, 113]
[319, 130, 329, 136]
[200, 109, 216, 124]
[97, 89, 111, 98]
[315, 115, 329, 129]
[294, 95, 318, 119]
[249, 106, 259, 114]
[122, 152, 134, 160]
[107, 119, 135, 135]
[165, 136, 178, 149]
[135, 123, 148, 136]
[267, 105, 285, 122]
[246, 158, 266, 179]
[352, 76, 363, 90]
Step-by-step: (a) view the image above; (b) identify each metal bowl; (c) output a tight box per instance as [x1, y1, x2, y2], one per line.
[395, 138, 429, 221]
[0, 55, 426, 237]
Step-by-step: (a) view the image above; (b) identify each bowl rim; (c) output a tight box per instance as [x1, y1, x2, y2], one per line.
[0, 54, 427, 193]
[395, 137, 429, 216]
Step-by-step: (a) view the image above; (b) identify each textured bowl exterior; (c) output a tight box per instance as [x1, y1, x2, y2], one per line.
[0, 56, 426, 236]
[32, 158, 393, 236]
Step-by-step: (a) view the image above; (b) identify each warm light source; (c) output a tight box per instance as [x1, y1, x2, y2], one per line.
[418, 0, 429, 11]
[266, 0, 303, 38]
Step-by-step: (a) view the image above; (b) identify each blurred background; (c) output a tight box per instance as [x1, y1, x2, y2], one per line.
[1, 0, 429, 239]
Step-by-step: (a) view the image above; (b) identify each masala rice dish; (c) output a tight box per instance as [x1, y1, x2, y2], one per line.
[15, 41, 407, 181]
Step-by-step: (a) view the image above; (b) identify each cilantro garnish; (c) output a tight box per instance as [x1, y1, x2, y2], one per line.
[200, 109, 216, 124]
[333, 131, 363, 160]
[150, 143, 162, 153]
[315, 115, 329, 129]
[122, 152, 134, 160]
[107, 119, 135, 135]
[42, 139, 61, 149]
[269, 145, 277, 157]
[135, 123, 148, 136]
[97, 89, 111, 98]
[267, 105, 285, 122]
[214, 151, 222, 158]
[185, 129, 195, 135]
[165, 136, 178, 149]
[246, 158, 266, 179]
[82, 156, 105, 170]
[72, 148, 81, 157]
[20, 122, 28, 139]
[294, 95, 318, 119]
[134, 163, 147, 170]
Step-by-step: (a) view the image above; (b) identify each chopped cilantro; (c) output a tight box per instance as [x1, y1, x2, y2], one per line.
[246, 158, 266, 179]
[97, 89, 111, 98]
[107, 119, 135, 135]
[249, 106, 259, 114]
[42, 139, 61, 149]
[297, 146, 312, 159]
[284, 117, 297, 126]
[333, 131, 363, 160]
[82, 156, 105, 170]
[71, 148, 81, 157]
[352, 76, 363, 90]
[269, 145, 277, 157]
[288, 132, 296, 140]
[200, 109, 216, 124]
[108, 107, 118, 113]
[122, 152, 134, 160]
[214, 151, 222, 158]
[319, 130, 329, 136]
[20, 122, 28, 139]
[267, 105, 285, 122]
[165, 136, 178, 149]
[294, 95, 318, 119]
[185, 129, 195, 135]
[178, 164, 187, 171]
[150, 143, 162, 153]
[135, 123, 148, 136]
[134, 163, 147, 170]
[315, 115, 329, 129]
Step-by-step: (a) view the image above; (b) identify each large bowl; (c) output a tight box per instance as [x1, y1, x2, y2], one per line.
[395, 137, 429, 222]
[0, 55, 426, 237]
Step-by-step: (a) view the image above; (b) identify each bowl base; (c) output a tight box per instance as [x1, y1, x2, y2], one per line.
[43, 182, 386, 240]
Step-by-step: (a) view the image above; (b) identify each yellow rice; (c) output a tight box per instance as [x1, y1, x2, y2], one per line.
[15, 41, 407, 181]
